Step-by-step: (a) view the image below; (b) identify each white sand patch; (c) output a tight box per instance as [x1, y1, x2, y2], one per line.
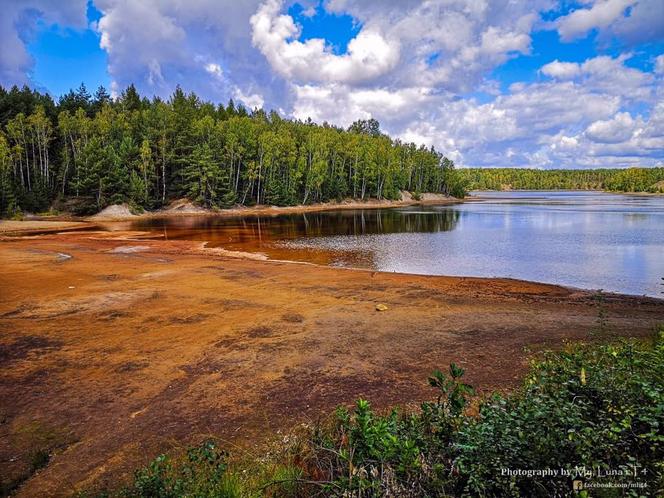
[110, 246, 150, 254]
[89, 204, 136, 220]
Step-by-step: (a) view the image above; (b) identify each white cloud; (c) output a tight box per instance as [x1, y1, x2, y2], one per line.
[585, 112, 638, 143]
[250, 0, 400, 84]
[292, 84, 435, 127]
[606, 0, 664, 44]
[205, 63, 223, 78]
[0, 0, 661, 169]
[655, 55, 664, 74]
[556, 0, 634, 41]
[541, 60, 581, 79]
[93, 0, 280, 103]
[0, 0, 88, 87]
[233, 87, 264, 109]
[480, 26, 531, 56]
[539, 54, 655, 103]
[555, 0, 664, 44]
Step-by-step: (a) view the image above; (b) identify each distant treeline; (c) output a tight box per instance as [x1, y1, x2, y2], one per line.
[0, 84, 465, 216]
[458, 167, 664, 193]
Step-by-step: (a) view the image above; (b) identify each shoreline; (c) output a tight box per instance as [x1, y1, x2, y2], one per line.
[1, 229, 662, 495]
[1, 214, 661, 301]
[0, 220, 93, 235]
[0, 195, 462, 227]
[2, 221, 661, 302]
[468, 188, 664, 196]
[90, 194, 462, 221]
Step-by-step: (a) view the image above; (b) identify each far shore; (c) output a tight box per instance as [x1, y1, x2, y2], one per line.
[0, 193, 461, 228]
[91, 193, 461, 221]
[4, 189, 661, 230]
[468, 188, 664, 196]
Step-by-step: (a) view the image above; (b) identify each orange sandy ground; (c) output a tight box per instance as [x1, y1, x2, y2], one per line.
[0, 228, 662, 496]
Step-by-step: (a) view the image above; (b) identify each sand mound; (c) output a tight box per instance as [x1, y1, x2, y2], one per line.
[419, 192, 452, 202]
[163, 199, 209, 213]
[400, 190, 414, 201]
[89, 204, 136, 220]
[399, 191, 456, 202]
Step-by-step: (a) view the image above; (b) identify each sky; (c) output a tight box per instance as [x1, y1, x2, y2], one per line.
[1, 0, 663, 169]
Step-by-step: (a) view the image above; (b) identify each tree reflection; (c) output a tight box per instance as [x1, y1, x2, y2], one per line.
[128, 208, 461, 243]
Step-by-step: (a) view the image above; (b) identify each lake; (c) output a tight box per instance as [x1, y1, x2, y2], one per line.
[116, 191, 664, 297]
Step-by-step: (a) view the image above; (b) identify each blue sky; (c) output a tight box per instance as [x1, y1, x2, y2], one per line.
[2, 0, 663, 168]
[27, 2, 109, 96]
[288, 3, 361, 55]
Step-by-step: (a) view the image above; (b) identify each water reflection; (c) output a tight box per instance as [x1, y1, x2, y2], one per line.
[126, 208, 461, 243]
[115, 191, 664, 297]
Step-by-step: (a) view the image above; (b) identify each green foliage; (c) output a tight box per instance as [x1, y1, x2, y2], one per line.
[101, 334, 663, 497]
[306, 337, 663, 496]
[0, 84, 467, 216]
[458, 167, 664, 193]
[29, 449, 50, 473]
[452, 336, 664, 497]
[122, 440, 240, 498]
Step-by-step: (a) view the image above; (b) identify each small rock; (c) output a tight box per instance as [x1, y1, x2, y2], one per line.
[375, 303, 388, 311]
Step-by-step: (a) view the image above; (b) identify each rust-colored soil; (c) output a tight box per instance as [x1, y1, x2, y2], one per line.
[0, 221, 90, 235]
[0, 229, 662, 496]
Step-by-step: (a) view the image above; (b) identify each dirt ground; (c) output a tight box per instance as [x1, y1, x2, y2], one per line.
[0, 227, 662, 496]
[0, 221, 90, 235]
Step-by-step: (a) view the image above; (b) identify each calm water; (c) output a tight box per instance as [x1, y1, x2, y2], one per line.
[115, 191, 664, 297]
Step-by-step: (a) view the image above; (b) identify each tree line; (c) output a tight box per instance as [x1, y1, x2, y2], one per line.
[0, 84, 466, 216]
[457, 167, 664, 193]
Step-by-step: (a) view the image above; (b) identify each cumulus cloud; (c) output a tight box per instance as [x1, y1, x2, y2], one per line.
[233, 87, 265, 110]
[0, 0, 88, 87]
[655, 55, 664, 74]
[585, 112, 639, 143]
[94, 0, 274, 102]
[97, 0, 188, 94]
[541, 60, 582, 79]
[250, 0, 399, 84]
[0, 0, 662, 169]
[604, 0, 664, 44]
[288, 49, 661, 168]
[555, 0, 664, 44]
[540, 55, 656, 104]
[546, 104, 664, 167]
[556, 0, 634, 41]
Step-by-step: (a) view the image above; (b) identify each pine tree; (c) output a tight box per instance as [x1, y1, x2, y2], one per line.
[0, 134, 17, 215]
[91, 86, 111, 115]
[120, 84, 142, 113]
[184, 143, 221, 207]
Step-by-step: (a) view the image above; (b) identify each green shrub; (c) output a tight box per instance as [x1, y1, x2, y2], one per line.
[455, 337, 664, 496]
[107, 333, 663, 497]
[296, 335, 663, 496]
[121, 440, 241, 498]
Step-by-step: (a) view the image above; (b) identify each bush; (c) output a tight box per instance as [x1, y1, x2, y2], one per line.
[296, 334, 664, 496]
[121, 441, 241, 498]
[105, 332, 663, 497]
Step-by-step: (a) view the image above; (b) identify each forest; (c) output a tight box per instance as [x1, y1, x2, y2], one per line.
[0, 84, 465, 217]
[458, 167, 664, 192]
